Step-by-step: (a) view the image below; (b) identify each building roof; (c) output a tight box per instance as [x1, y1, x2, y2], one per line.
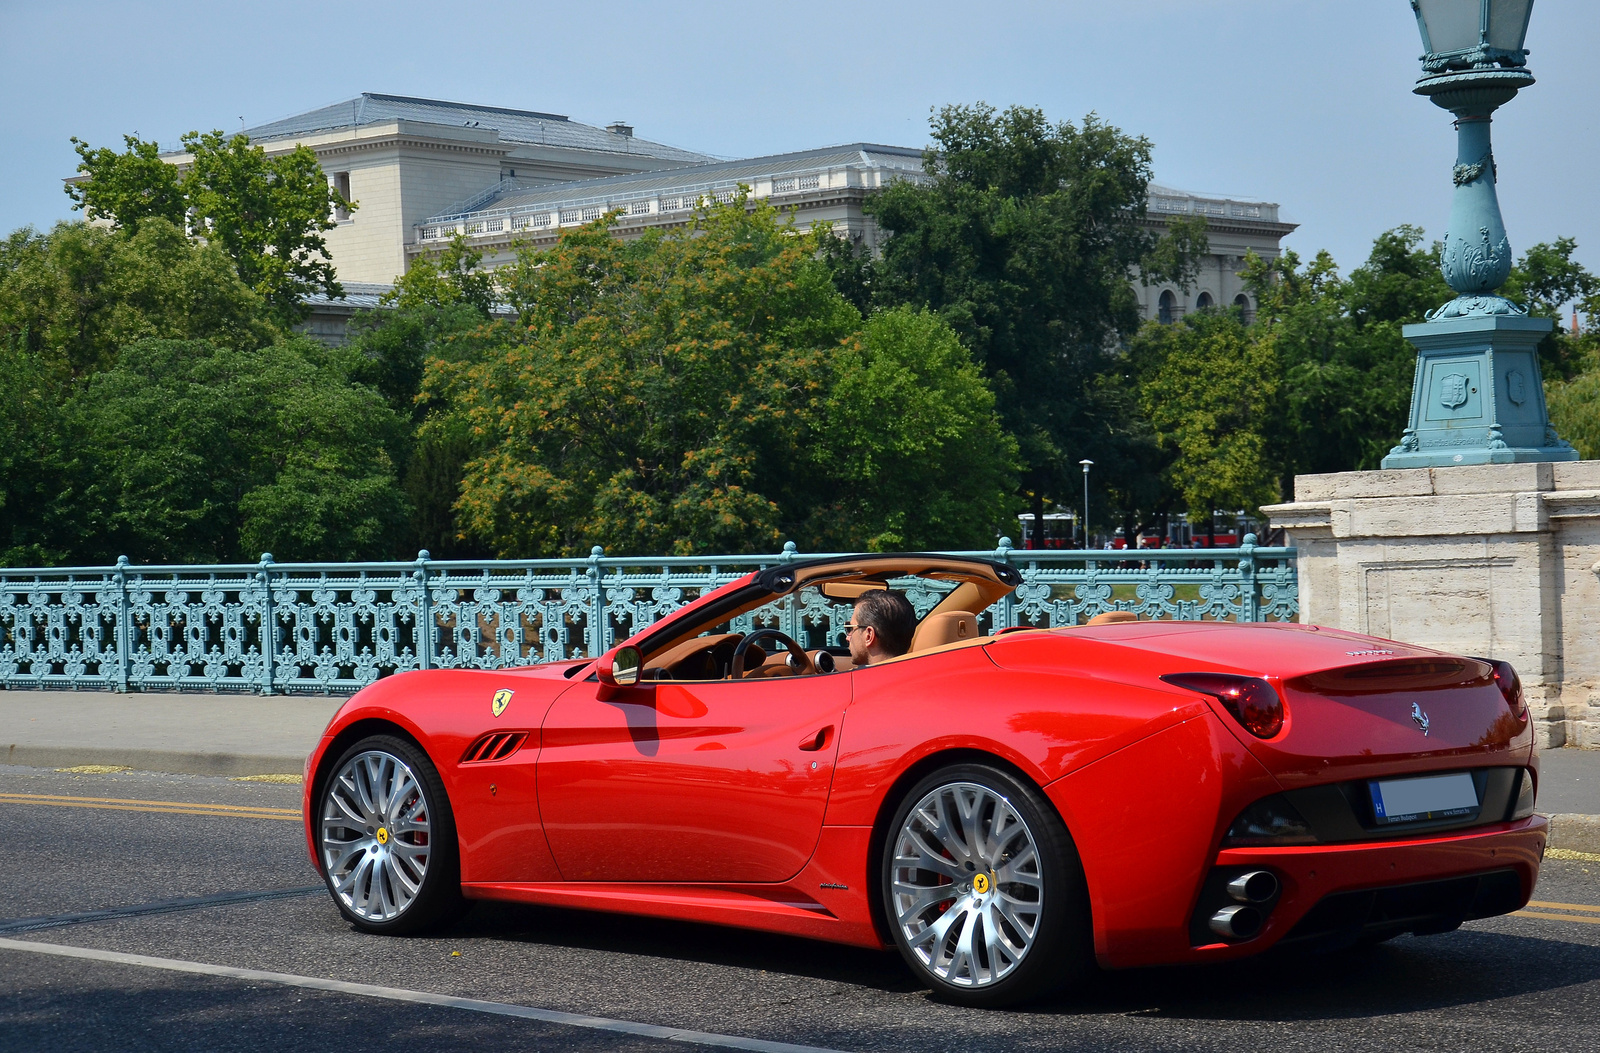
[243, 93, 713, 164]
[426, 143, 929, 222]
[1146, 183, 1285, 225]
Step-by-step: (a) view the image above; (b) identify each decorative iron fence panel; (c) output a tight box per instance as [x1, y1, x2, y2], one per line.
[0, 536, 1295, 695]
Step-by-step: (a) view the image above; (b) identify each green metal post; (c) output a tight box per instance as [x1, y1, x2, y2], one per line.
[113, 556, 130, 693]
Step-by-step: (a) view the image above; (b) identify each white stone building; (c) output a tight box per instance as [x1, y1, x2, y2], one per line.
[162, 93, 1298, 323]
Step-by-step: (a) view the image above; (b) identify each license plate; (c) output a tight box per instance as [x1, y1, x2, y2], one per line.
[1368, 772, 1479, 825]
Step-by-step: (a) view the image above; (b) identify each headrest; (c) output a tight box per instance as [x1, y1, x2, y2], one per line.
[1086, 610, 1138, 625]
[911, 611, 979, 652]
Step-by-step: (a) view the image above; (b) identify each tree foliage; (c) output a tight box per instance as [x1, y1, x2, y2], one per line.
[426, 197, 1017, 556]
[68, 131, 352, 321]
[63, 338, 409, 563]
[866, 103, 1206, 514]
[801, 306, 1018, 550]
[0, 219, 273, 375]
[382, 235, 497, 317]
[1130, 312, 1283, 520]
[1243, 227, 1599, 484]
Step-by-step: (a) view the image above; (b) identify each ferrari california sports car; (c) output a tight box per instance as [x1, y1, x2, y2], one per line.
[302, 553, 1546, 1007]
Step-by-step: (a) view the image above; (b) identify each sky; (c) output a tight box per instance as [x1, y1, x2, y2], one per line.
[3, 0, 1596, 281]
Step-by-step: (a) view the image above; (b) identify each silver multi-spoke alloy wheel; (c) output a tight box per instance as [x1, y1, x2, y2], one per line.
[320, 749, 433, 923]
[890, 781, 1045, 989]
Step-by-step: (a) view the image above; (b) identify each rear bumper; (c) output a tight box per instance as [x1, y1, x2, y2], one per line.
[1111, 815, 1546, 968]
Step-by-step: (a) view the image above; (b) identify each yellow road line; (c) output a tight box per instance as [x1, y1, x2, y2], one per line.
[1515, 910, 1600, 926]
[0, 793, 300, 821]
[1546, 848, 1600, 863]
[1527, 899, 1600, 914]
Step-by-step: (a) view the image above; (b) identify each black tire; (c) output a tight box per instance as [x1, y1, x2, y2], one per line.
[316, 734, 464, 935]
[882, 762, 1093, 1008]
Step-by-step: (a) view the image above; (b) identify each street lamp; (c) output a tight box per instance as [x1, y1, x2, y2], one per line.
[1079, 459, 1093, 549]
[1381, 0, 1576, 468]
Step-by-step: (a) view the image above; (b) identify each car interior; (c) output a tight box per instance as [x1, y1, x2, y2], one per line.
[634, 557, 1020, 682]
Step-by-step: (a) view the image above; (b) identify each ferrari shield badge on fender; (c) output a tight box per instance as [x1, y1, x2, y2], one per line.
[491, 689, 513, 718]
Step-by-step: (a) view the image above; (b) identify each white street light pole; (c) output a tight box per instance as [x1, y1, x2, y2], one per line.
[1079, 459, 1094, 549]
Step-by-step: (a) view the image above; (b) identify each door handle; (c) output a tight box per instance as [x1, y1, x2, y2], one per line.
[799, 726, 833, 751]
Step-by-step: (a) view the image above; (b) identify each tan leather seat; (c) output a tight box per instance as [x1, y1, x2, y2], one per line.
[911, 611, 979, 652]
[1086, 610, 1138, 625]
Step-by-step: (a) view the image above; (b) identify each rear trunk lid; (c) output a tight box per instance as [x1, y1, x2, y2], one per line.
[994, 622, 1533, 784]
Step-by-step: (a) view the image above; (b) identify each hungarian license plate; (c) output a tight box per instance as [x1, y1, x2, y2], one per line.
[1368, 772, 1479, 825]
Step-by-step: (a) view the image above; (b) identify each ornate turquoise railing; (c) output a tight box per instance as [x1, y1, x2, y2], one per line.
[0, 536, 1295, 695]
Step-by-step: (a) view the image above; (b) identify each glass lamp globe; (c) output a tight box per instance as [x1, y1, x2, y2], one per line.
[1411, 0, 1534, 61]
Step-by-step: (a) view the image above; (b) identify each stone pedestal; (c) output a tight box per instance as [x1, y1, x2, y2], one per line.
[1263, 462, 1600, 748]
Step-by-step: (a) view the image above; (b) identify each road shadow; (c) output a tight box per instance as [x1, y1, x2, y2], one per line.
[445, 901, 1600, 1019]
[1029, 927, 1600, 1021]
[451, 898, 920, 993]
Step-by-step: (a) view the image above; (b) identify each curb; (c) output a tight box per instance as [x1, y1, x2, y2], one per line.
[1548, 813, 1600, 856]
[2, 744, 306, 778]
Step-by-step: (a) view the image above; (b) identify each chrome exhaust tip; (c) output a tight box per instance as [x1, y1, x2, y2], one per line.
[1209, 904, 1263, 940]
[1226, 870, 1279, 904]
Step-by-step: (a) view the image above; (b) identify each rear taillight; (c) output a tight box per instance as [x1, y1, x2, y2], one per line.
[1161, 672, 1285, 739]
[1489, 659, 1528, 723]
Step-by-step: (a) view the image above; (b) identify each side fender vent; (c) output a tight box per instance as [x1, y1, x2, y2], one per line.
[461, 731, 529, 763]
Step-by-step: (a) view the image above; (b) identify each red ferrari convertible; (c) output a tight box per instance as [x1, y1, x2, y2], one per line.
[302, 553, 1545, 1006]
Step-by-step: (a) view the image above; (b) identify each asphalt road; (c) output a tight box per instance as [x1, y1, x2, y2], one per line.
[2, 763, 1599, 1053]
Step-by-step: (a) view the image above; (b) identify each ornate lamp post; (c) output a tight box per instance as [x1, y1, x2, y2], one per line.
[1381, 0, 1577, 468]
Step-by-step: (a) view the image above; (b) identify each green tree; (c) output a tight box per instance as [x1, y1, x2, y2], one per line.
[0, 219, 274, 375]
[0, 343, 68, 565]
[1131, 312, 1283, 534]
[340, 301, 498, 558]
[382, 235, 497, 317]
[1244, 227, 1598, 483]
[432, 199, 858, 556]
[1545, 287, 1600, 459]
[64, 338, 409, 563]
[1243, 227, 1449, 480]
[67, 131, 352, 322]
[65, 135, 187, 234]
[427, 197, 1017, 557]
[866, 103, 1206, 523]
[798, 306, 1019, 550]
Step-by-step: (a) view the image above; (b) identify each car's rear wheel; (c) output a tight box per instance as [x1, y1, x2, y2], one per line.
[883, 763, 1093, 1007]
[317, 734, 463, 934]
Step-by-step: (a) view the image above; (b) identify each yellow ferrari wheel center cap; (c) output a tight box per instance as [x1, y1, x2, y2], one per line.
[972, 872, 990, 895]
[375, 827, 389, 845]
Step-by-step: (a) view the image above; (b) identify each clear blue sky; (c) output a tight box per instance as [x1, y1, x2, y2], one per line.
[3, 0, 1596, 283]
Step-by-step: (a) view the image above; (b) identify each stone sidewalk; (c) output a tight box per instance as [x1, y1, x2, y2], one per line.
[0, 690, 341, 777]
[3, 688, 1598, 851]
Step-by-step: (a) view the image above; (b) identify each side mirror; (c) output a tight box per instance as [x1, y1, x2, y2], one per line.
[608, 645, 642, 687]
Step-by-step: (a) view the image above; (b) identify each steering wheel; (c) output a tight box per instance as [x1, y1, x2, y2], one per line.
[730, 629, 816, 678]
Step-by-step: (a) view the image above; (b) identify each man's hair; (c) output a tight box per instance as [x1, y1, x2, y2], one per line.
[854, 589, 916, 657]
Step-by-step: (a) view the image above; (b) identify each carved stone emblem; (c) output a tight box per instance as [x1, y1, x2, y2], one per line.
[1506, 369, 1527, 405]
[1438, 373, 1470, 409]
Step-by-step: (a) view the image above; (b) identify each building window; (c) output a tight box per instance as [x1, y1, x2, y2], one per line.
[1158, 290, 1177, 325]
[1195, 291, 1214, 311]
[332, 171, 352, 222]
[1234, 293, 1255, 325]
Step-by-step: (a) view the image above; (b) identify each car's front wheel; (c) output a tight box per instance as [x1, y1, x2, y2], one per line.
[317, 734, 463, 934]
[883, 763, 1093, 1007]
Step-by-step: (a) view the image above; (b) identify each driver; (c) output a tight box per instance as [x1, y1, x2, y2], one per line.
[845, 589, 915, 667]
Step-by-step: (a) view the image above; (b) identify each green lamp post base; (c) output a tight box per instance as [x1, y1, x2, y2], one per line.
[1381, 311, 1578, 468]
